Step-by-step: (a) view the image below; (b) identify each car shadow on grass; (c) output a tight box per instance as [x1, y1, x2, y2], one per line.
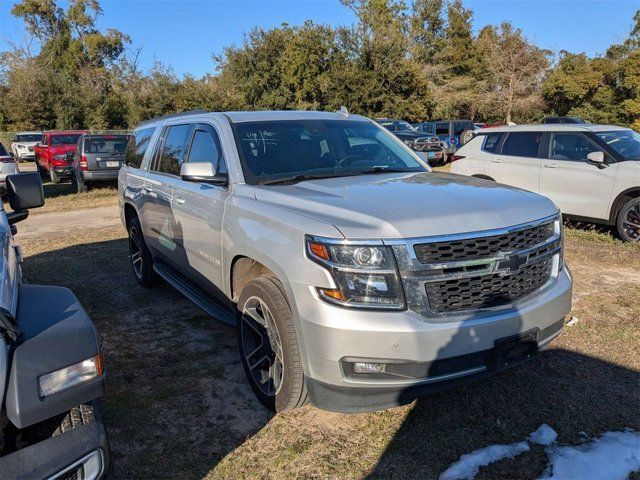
[366, 347, 639, 479]
[21, 237, 273, 479]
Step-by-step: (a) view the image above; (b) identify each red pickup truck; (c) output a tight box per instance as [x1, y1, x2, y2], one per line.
[34, 130, 88, 183]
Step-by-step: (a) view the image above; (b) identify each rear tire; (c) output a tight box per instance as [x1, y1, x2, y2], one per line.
[127, 216, 159, 287]
[237, 277, 308, 412]
[75, 172, 88, 193]
[616, 197, 640, 242]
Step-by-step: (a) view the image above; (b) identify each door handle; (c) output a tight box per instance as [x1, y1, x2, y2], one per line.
[173, 197, 185, 205]
[544, 163, 559, 168]
[490, 159, 502, 163]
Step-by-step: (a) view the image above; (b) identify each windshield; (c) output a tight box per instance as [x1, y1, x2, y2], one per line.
[86, 136, 129, 154]
[234, 120, 427, 185]
[15, 134, 42, 142]
[51, 134, 83, 146]
[595, 130, 640, 161]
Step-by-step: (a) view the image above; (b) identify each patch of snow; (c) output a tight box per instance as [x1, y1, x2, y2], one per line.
[439, 441, 530, 480]
[529, 424, 558, 446]
[539, 431, 640, 480]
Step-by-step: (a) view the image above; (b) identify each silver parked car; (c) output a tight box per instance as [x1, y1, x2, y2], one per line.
[72, 133, 130, 192]
[118, 110, 573, 413]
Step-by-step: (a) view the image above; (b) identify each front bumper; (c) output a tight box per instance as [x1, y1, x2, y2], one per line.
[292, 267, 572, 412]
[0, 405, 109, 479]
[52, 165, 73, 177]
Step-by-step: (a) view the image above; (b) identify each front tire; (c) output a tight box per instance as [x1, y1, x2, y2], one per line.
[237, 277, 308, 412]
[127, 216, 159, 287]
[616, 197, 640, 242]
[49, 168, 60, 184]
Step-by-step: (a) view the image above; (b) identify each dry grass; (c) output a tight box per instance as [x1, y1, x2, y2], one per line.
[33, 182, 118, 215]
[17, 220, 639, 479]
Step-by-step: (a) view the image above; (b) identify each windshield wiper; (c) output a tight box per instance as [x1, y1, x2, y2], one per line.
[357, 166, 418, 174]
[260, 174, 330, 186]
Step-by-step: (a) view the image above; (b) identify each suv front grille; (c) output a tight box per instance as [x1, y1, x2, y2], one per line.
[413, 221, 554, 264]
[425, 257, 553, 312]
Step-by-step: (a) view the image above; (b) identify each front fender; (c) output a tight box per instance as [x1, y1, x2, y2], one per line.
[6, 285, 105, 429]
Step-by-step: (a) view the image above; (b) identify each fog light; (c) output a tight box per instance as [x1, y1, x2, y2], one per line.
[39, 354, 103, 397]
[353, 362, 386, 374]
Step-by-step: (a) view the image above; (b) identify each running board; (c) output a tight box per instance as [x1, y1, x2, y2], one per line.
[154, 261, 237, 326]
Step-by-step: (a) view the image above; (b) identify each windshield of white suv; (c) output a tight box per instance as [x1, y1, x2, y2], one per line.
[15, 134, 42, 142]
[234, 120, 427, 185]
[595, 130, 640, 161]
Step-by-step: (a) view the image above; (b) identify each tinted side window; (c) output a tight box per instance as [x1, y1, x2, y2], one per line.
[435, 124, 449, 135]
[187, 125, 227, 176]
[125, 127, 156, 168]
[157, 124, 192, 175]
[550, 133, 600, 161]
[481, 133, 503, 153]
[502, 132, 541, 157]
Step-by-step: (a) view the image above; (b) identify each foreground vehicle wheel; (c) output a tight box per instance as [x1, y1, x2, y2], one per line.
[127, 217, 158, 286]
[237, 277, 308, 412]
[617, 197, 640, 242]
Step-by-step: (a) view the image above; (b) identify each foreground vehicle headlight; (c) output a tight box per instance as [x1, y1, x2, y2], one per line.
[39, 354, 103, 397]
[306, 236, 405, 309]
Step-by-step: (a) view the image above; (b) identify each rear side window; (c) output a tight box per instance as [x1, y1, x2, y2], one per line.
[501, 132, 541, 157]
[125, 127, 156, 168]
[187, 125, 227, 176]
[156, 124, 193, 176]
[481, 133, 504, 153]
[550, 133, 600, 161]
[0, 143, 7, 156]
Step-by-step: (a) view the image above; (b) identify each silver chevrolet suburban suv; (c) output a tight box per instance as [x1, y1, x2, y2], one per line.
[118, 110, 573, 413]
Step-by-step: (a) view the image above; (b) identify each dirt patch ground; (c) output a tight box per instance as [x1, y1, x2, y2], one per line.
[16, 204, 640, 479]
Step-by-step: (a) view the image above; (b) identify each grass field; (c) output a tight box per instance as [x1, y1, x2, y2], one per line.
[17, 211, 639, 478]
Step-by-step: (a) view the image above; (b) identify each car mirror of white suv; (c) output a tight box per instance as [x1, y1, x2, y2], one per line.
[180, 162, 225, 184]
[586, 151, 606, 167]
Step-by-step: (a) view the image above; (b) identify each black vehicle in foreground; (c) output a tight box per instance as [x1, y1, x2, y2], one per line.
[375, 119, 445, 164]
[72, 134, 130, 193]
[0, 173, 109, 479]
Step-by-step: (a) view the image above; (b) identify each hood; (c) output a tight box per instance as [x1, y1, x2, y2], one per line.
[393, 130, 430, 140]
[13, 141, 39, 148]
[254, 172, 558, 239]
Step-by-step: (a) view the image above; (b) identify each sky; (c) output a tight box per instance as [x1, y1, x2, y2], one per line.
[0, 0, 638, 78]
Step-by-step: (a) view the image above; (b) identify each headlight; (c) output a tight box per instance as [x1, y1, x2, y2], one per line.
[39, 354, 103, 397]
[306, 236, 405, 309]
[53, 154, 67, 160]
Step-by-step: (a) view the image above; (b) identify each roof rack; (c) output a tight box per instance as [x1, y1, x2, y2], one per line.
[138, 109, 209, 126]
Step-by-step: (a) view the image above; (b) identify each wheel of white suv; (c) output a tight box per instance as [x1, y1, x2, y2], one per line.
[237, 277, 308, 412]
[617, 197, 640, 242]
[127, 216, 159, 286]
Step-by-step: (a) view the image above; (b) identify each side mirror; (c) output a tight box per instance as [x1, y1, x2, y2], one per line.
[5, 173, 45, 224]
[586, 151, 606, 168]
[9, 152, 15, 158]
[180, 162, 226, 184]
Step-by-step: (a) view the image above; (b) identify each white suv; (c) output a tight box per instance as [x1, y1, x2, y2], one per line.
[451, 125, 640, 242]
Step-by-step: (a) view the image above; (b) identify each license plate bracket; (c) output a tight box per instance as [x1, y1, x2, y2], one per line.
[491, 330, 538, 371]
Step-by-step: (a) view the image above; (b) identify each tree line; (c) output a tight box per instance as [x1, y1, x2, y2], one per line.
[0, 0, 638, 131]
